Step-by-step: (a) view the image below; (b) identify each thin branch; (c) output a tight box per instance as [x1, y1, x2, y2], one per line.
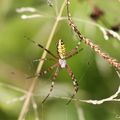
[33, 70, 120, 105]
[16, 7, 37, 13]
[2, 71, 120, 106]
[47, 71, 120, 105]
[66, 0, 120, 71]
[60, 17, 120, 41]
[18, 1, 66, 120]
[106, 29, 120, 41]
[6, 95, 26, 104]
[32, 98, 39, 120]
[16, 7, 53, 20]
[49, 90, 120, 105]
[75, 105, 85, 120]
[47, 0, 53, 7]
[21, 14, 43, 20]
[54, 0, 59, 15]
[0, 82, 26, 94]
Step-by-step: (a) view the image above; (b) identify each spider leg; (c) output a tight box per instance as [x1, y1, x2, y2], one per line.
[66, 64, 79, 105]
[66, 48, 83, 59]
[42, 66, 60, 103]
[39, 63, 59, 77]
[27, 63, 58, 79]
[33, 57, 56, 62]
[65, 41, 82, 59]
[24, 36, 58, 59]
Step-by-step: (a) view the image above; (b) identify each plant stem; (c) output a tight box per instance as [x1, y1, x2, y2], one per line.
[18, 1, 66, 120]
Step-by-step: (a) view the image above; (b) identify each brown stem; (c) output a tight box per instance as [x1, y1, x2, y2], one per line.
[66, 0, 120, 71]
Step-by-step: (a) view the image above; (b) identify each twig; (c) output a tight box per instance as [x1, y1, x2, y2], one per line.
[66, 0, 120, 71]
[49, 71, 120, 105]
[32, 98, 39, 120]
[18, 1, 66, 120]
[59, 17, 120, 41]
[0, 82, 26, 93]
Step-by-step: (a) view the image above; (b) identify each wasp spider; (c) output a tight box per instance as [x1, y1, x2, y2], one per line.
[27, 37, 82, 104]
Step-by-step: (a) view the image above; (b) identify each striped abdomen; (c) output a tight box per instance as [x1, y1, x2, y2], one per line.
[57, 39, 66, 59]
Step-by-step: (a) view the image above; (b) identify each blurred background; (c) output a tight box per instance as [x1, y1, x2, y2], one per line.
[0, 0, 120, 120]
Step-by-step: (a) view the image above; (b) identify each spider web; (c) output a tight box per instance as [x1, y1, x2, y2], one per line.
[0, 0, 120, 120]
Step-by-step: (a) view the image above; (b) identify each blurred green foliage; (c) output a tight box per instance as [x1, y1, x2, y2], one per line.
[0, 0, 120, 120]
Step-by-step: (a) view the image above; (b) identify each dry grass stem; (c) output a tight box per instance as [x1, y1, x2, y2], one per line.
[18, 1, 66, 120]
[66, 0, 120, 71]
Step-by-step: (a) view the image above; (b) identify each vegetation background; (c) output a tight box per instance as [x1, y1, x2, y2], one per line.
[0, 0, 120, 120]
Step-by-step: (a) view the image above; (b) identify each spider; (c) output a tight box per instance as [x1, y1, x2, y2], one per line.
[27, 37, 83, 104]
